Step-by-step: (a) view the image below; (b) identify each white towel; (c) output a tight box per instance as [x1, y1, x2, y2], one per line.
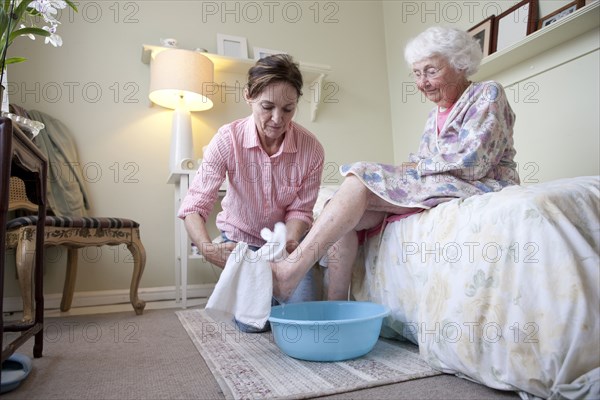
[205, 222, 287, 330]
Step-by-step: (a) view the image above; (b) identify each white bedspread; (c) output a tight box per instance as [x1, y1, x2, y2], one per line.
[352, 176, 600, 399]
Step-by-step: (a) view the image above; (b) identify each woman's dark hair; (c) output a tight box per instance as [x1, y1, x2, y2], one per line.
[246, 54, 303, 100]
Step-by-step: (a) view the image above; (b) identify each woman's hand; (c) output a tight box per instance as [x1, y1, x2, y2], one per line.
[285, 219, 308, 255]
[200, 241, 237, 268]
[184, 214, 237, 268]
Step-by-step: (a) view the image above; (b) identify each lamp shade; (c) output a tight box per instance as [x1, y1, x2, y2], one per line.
[149, 49, 214, 111]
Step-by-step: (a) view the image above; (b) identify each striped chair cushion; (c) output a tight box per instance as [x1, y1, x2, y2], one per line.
[7, 216, 140, 230]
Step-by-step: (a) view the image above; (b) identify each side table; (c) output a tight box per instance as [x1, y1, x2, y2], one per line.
[167, 169, 194, 308]
[1, 117, 48, 367]
[167, 168, 225, 308]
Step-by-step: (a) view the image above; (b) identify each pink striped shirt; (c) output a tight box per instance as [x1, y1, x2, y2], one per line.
[178, 115, 325, 247]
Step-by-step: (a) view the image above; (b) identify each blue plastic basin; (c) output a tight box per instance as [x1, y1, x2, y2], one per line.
[1, 353, 32, 394]
[269, 301, 390, 362]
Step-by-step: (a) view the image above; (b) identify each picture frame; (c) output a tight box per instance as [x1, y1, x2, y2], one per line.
[538, 0, 585, 29]
[216, 34, 248, 59]
[492, 0, 538, 53]
[253, 47, 287, 61]
[468, 15, 496, 57]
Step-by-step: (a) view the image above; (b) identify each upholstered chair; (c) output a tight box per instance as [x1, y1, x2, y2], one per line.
[6, 176, 146, 321]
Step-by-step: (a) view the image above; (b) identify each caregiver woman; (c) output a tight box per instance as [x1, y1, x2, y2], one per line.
[271, 26, 520, 301]
[179, 54, 324, 299]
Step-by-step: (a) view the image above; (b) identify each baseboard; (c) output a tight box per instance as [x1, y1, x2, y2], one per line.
[2, 284, 216, 313]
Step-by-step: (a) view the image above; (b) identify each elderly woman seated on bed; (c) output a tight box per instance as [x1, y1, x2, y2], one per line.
[271, 26, 521, 301]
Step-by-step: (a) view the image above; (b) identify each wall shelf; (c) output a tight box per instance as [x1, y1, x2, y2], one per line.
[474, 1, 599, 81]
[142, 44, 331, 121]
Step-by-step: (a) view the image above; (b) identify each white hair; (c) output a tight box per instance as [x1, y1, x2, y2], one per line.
[404, 26, 483, 76]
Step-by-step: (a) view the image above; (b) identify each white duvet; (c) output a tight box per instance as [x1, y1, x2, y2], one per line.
[351, 176, 600, 399]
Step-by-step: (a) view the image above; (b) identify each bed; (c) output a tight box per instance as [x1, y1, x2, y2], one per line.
[343, 176, 600, 399]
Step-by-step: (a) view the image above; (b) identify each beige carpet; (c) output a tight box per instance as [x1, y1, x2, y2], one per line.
[2, 307, 520, 400]
[177, 309, 442, 399]
[1, 308, 225, 400]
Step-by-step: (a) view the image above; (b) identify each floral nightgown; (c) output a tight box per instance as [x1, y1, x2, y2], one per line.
[341, 81, 520, 210]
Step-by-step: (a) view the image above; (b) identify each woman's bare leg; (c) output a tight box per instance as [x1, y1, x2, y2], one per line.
[325, 209, 388, 300]
[272, 176, 384, 301]
[323, 231, 358, 300]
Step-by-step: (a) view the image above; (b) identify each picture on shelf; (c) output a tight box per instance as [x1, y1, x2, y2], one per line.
[468, 16, 495, 57]
[253, 47, 287, 60]
[538, 0, 585, 29]
[216, 34, 248, 59]
[492, 0, 538, 53]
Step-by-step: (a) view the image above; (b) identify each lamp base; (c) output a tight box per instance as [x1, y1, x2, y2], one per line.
[170, 108, 194, 172]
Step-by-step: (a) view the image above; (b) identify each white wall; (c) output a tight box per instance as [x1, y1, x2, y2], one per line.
[383, 1, 599, 183]
[4, 1, 393, 299]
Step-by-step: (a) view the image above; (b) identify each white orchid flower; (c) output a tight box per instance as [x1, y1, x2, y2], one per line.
[41, 13, 61, 26]
[42, 25, 63, 47]
[2, 0, 76, 66]
[28, 0, 68, 16]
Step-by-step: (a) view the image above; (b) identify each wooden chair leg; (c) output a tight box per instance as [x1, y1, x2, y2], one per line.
[60, 248, 78, 312]
[127, 230, 146, 315]
[16, 230, 36, 322]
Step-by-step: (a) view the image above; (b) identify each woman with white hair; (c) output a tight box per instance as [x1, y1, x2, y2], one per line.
[271, 26, 520, 301]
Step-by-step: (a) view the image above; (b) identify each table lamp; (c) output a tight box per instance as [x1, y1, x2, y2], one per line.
[149, 49, 214, 171]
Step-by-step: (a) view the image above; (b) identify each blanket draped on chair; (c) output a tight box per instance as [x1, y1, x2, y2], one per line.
[27, 109, 90, 217]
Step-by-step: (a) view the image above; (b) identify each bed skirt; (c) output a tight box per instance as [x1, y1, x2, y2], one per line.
[352, 176, 600, 399]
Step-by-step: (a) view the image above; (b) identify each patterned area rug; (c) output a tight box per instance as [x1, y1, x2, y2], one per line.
[176, 309, 442, 400]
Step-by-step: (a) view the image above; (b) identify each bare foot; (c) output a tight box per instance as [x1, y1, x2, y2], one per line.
[270, 260, 302, 302]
